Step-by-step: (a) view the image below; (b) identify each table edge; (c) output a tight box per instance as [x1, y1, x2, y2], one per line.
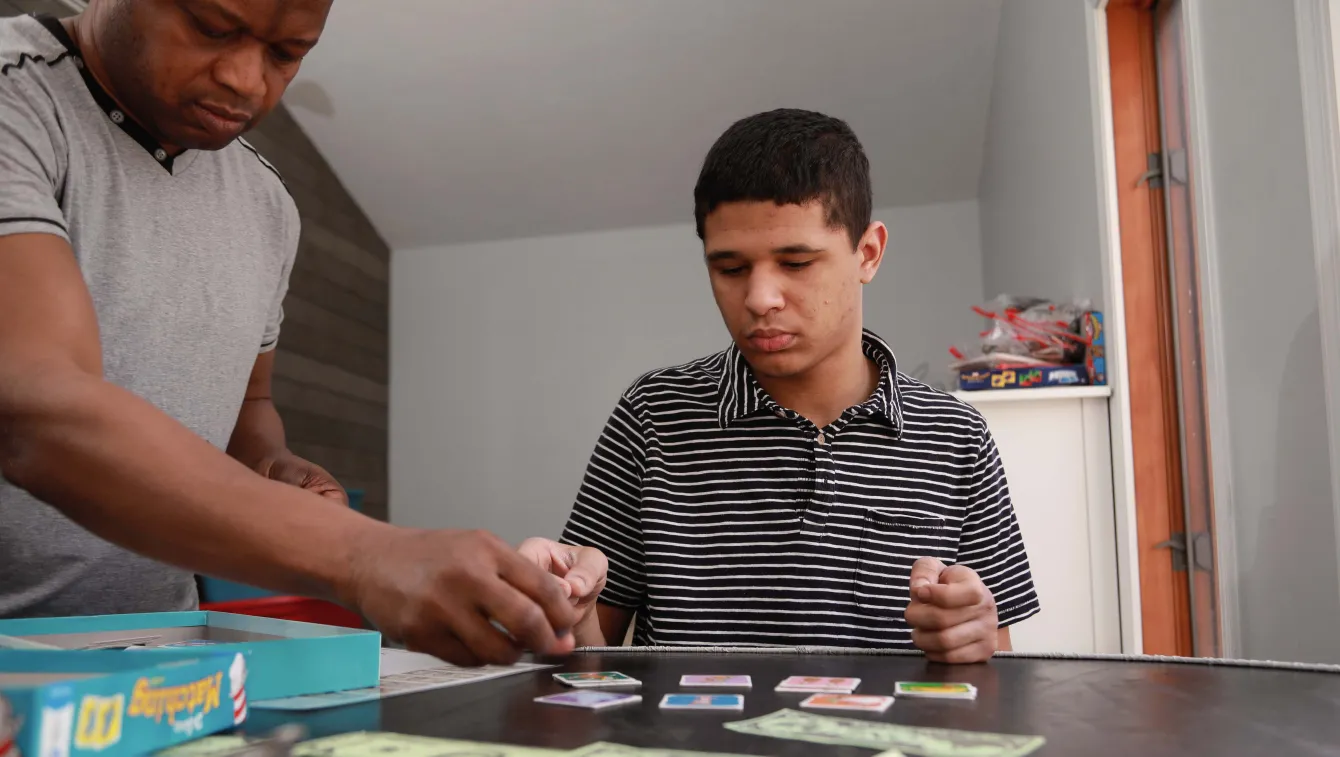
[573, 646, 1340, 674]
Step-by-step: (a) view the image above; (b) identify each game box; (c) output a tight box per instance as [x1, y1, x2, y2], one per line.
[0, 612, 380, 701]
[957, 363, 1090, 391]
[0, 649, 245, 757]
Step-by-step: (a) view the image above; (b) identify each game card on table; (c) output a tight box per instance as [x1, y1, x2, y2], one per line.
[775, 676, 861, 693]
[659, 693, 745, 711]
[552, 671, 641, 688]
[893, 681, 977, 700]
[800, 693, 895, 713]
[680, 674, 752, 688]
[533, 690, 643, 710]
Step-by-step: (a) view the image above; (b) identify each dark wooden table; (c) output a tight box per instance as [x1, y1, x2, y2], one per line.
[247, 649, 1340, 756]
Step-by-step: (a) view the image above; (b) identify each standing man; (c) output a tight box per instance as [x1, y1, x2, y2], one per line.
[556, 109, 1040, 662]
[0, 1, 598, 667]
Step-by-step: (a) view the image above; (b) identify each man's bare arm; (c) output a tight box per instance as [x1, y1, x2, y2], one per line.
[227, 352, 347, 502]
[0, 233, 583, 667]
[0, 233, 380, 599]
[227, 350, 289, 471]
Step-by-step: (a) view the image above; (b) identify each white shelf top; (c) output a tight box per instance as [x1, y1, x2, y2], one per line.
[951, 386, 1114, 404]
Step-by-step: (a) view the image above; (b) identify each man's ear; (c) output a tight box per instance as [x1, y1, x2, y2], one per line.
[856, 222, 888, 284]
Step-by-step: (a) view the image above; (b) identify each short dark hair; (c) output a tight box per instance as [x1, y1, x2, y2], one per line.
[693, 108, 872, 246]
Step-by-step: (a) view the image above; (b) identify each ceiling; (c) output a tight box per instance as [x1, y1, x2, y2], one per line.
[285, 0, 1003, 251]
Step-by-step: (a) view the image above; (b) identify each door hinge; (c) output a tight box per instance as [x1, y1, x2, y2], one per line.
[1154, 531, 1214, 573]
[1167, 148, 1189, 185]
[1136, 152, 1163, 189]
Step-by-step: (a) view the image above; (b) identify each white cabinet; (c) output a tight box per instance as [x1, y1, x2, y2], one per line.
[954, 387, 1122, 655]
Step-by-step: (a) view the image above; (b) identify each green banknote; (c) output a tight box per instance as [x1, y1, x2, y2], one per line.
[156, 736, 250, 757]
[162, 732, 568, 757]
[724, 708, 1045, 757]
[291, 732, 568, 757]
[567, 743, 753, 757]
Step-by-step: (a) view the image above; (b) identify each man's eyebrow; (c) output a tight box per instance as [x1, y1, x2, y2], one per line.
[187, 0, 320, 47]
[773, 244, 825, 254]
[185, 0, 247, 29]
[705, 250, 740, 262]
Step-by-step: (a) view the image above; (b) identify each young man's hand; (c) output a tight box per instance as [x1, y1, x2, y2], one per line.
[903, 557, 1000, 664]
[516, 538, 608, 624]
[343, 528, 579, 667]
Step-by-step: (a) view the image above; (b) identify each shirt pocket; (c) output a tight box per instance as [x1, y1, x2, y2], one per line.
[853, 508, 955, 617]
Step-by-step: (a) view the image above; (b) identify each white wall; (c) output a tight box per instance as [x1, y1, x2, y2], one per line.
[977, 0, 1107, 309]
[390, 201, 984, 541]
[1191, 0, 1340, 663]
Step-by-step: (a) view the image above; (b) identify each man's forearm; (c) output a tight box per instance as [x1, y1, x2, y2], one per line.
[0, 366, 391, 602]
[227, 396, 288, 471]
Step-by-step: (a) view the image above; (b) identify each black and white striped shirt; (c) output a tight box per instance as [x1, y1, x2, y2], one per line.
[561, 330, 1040, 648]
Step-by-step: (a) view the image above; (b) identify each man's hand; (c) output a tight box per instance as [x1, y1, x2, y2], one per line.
[516, 538, 608, 622]
[258, 452, 347, 505]
[344, 528, 579, 667]
[904, 557, 999, 664]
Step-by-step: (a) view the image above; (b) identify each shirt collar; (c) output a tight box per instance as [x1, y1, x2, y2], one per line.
[717, 328, 905, 431]
[34, 14, 183, 173]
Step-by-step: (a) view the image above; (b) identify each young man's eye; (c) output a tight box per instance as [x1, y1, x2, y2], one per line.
[718, 266, 747, 276]
[783, 260, 814, 270]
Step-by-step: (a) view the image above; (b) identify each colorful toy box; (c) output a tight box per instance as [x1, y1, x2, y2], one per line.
[0, 650, 245, 757]
[958, 364, 1090, 391]
[0, 612, 379, 702]
[1082, 311, 1106, 386]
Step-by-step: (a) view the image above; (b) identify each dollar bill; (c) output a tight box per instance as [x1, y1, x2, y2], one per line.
[290, 731, 567, 757]
[724, 709, 1045, 757]
[567, 743, 753, 757]
[156, 736, 250, 757]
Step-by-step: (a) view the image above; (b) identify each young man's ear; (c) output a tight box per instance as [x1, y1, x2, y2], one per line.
[857, 222, 888, 284]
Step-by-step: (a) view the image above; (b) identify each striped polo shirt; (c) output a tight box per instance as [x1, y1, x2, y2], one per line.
[561, 330, 1040, 648]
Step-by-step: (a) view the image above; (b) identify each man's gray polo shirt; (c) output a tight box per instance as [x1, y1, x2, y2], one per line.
[0, 14, 299, 617]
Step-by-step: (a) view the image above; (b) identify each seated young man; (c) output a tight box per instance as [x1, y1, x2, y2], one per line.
[558, 108, 1040, 662]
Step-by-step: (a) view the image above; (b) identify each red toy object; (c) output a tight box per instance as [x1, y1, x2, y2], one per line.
[200, 596, 367, 630]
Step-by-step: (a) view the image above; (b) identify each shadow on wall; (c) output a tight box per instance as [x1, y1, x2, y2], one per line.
[1243, 308, 1340, 663]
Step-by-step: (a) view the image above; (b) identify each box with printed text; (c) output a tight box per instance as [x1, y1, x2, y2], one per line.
[0, 611, 380, 701]
[0, 649, 244, 757]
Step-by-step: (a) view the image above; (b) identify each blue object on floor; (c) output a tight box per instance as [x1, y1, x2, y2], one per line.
[197, 488, 365, 603]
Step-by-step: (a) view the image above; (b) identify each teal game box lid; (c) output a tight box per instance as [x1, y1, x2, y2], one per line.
[0, 612, 380, 701]
[0, 649, 245, 757]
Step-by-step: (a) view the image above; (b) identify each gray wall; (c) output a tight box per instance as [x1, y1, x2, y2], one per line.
[976, 0, 1106, 309]
[2, 0, 391, 522]
[1192, 0, 1340, 663]
[390, 201, 985, 541]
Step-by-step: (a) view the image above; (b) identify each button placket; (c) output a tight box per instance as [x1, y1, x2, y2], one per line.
[803, 428, 837, 536]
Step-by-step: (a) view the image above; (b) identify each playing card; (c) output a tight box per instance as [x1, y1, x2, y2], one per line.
[800, 693, 895, 713]
[533, 690, 643, 710]
[893, 681, 977, 700]
[679, 675, 752, 688]
[775, 676, 861, 693]
[658, 694, 745, 711]
[553, 671, 641, 688]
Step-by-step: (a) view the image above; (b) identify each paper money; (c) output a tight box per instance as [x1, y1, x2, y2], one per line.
[291, 731, 566, 757]
[724, 709, 1045, 757]
[567, 743, 752, 757]
[156, 736, 250, 756]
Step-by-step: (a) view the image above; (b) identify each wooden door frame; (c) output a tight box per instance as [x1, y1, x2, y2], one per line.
[1090, 0, 1205, 656]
